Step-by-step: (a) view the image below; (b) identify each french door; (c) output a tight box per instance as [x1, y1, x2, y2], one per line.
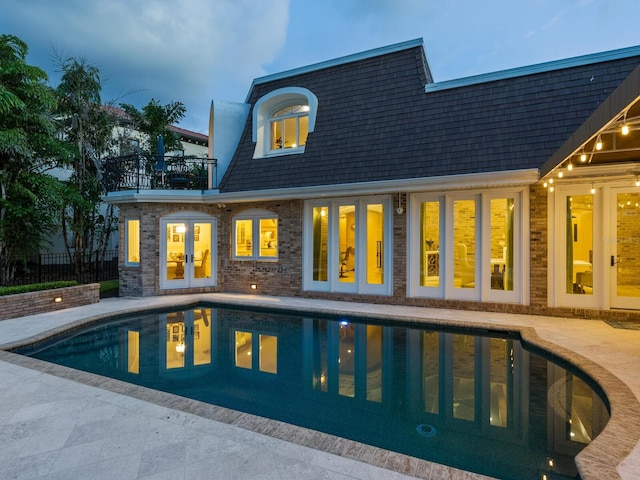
[610, 187, 640, 309]
[554, 185, 640, 310]
[160, 214, 216, 290]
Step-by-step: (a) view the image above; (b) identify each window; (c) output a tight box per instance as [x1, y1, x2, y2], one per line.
[270, 105, 309, 151]
[253, 87, 318, 158]
[304, 196, 392, 295]
[232, 210, 278, 260]
[125, 219, 140, 266]
[409, 190, 525, 303]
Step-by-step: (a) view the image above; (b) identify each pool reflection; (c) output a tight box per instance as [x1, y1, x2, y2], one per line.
[24, 306, 608, 480]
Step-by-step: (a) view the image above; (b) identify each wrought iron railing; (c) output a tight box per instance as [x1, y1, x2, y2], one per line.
[102, 154, 218, 193]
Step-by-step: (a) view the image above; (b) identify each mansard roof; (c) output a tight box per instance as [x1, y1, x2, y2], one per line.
[219, 40, 640, 193]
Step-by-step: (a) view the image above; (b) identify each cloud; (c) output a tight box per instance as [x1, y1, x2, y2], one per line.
[0, 0, 291, 132]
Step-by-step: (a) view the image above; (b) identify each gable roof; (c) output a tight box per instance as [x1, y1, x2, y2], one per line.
[219, 41, 640, 194]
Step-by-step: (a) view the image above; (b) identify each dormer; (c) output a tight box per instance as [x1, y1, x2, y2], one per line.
[252, 87, 318, 159]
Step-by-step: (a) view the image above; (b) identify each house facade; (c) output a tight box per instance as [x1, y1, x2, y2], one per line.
[105, 39, 640, 321]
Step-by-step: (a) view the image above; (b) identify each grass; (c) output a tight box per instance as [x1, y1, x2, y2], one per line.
[100, 280, 119, 298]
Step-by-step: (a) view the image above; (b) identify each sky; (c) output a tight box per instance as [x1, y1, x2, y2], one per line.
[2, 0, 640, 134]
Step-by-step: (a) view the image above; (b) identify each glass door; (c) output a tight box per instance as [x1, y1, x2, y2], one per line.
[611, 189, 640, 309]
[161, 216, 216, 290]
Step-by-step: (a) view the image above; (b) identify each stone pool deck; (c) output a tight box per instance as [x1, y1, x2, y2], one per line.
[0, 293, 639, 480]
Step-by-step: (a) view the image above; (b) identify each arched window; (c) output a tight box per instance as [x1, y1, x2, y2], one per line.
[252, 87, 318, 159]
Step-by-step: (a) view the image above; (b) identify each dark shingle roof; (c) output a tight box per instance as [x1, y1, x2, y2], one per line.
[219, 43, 640, 193]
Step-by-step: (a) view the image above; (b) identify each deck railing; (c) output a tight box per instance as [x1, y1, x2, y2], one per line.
[102, 154, 218, 193]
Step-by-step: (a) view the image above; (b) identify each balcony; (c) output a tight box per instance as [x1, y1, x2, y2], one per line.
[102, 154, 218, 193]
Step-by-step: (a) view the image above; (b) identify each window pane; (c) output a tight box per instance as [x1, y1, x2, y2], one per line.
[490, 198, 514, 291]
[567, 195, 593, 295]
[235, 331, 252, 369]
[312, 207, 328, 282]
[194, 223, 211, 279]
[453, 334, 475, 421]
[166, 313, 185, 369]
[366, 204, 384, 285]
[235, 219, 253, 257]
[259, 218, 278, 257]
[616, 192, 640, 297]
[194, 308, 211, 366]
[299, 115, 309, 146]
[453, 200, 475, 288]
[126, 219, 140, 264]
[127, 330, 139, 374]
[339, 205, 356, 283]
[270, 120, 283, 150]
[283, 117, 297, 148]
[489, 338, 509, 427]
[366, 325, 383, 402]
[422, 331, 439, 414]
[167, 223, 186, 280]
[338, 322, 355, 397]
[420, 202, 440, 287]
[259, 334, 277, 373]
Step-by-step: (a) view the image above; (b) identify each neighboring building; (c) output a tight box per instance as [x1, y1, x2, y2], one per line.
[45, 107, 208, 255]
[105, 39, 640, 321]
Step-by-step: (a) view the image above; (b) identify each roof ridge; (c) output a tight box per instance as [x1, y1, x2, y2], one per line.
[426, 44, 640, 93]
[246, 38, 424, 101]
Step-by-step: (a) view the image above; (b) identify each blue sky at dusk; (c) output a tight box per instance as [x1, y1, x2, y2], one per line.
[2, 0, 639, 133]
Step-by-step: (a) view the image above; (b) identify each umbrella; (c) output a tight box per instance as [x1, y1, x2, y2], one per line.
[155, 134, 167, 171]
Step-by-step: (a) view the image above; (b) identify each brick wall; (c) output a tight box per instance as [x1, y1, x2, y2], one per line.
[115, 192, 640, 322]
[0, 284, 100, 321]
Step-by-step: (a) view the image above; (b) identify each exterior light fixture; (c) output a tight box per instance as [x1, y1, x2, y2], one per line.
[595, 136, 603, 150]
[591, 183, 596, 194]
[636, 175, 640, 187]
[558, 171, 563, 178]
[549, 186, 554, 192]
[54, 296, 63, 303]
[549, 178, 553, 185]
[543, 181, 548, 188]
[567, 160, 573, 171]
[250, 283, 257, 290]
[580, 152, 587, 162]
[622, 124, 630, 135]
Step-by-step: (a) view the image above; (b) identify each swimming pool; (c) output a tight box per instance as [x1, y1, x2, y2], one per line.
[15, 303, 609, 480]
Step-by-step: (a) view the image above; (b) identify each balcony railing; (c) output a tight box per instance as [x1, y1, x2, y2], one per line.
[102, 154, 218, 193]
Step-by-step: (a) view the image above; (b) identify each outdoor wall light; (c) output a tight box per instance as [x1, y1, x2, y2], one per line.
[54, 296, 63, 303]
[250, 283, 257, 290]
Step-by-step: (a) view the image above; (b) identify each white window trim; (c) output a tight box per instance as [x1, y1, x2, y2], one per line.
[232, 209, 278, 261]
[252, 87, 318, 159]
[303, 196, 393, 296]
[408, 188, 528, 305]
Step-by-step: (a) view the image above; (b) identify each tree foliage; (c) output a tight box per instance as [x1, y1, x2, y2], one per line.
[120, 98, 186, 154]
[54, 56, 118, 272]
[0, 34, 64, 283]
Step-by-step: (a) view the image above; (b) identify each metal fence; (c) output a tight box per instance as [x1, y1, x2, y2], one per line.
[8, 250, 119, 286]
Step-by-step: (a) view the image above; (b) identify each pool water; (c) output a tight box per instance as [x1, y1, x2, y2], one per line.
[16, 304, 608, 480]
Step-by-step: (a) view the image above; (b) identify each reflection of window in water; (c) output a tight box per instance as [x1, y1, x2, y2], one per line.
[422, 331, 439, 414]
[453, 334, 475, 420]
[338, 322, 355, 397]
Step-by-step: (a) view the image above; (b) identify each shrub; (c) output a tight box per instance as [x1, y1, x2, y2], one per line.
[0, 281, 78, 297]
